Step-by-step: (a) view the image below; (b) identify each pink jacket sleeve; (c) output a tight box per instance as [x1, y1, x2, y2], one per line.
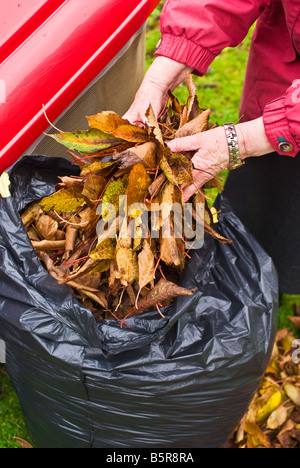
[156, 0, 270, 75]
[263, 81, 300, 157]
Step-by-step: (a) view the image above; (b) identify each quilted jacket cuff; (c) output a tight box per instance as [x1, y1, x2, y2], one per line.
[263, 96, 299, 157]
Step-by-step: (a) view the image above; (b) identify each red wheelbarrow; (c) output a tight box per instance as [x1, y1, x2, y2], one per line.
[0, 0, 160, 173]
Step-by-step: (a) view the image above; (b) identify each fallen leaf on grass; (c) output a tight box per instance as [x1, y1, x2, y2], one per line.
[14, 437, 33, 449]
[229, 328, 300, 448]
[284, 383, 300, 407]
[267, 405, 288, 430]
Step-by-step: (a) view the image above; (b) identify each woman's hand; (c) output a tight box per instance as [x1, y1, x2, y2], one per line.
[123, 57, 192, 126]
[167, 117, 274, 201]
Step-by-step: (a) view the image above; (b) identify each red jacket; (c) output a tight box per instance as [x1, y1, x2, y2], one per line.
[156, 0, 300, 157]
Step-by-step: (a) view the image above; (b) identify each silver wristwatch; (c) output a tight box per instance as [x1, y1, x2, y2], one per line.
[223, 123, 245, 170]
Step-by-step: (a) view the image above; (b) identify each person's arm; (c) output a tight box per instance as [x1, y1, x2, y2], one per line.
[124, 0, 270, 124]
[169, 80, 300, 201]
[156, 0, 269, 76]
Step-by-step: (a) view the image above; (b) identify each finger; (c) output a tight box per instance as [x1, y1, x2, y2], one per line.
[124, 114, 147, 128]
[166, 134, 203, 153]
[182, 184, 196, 202]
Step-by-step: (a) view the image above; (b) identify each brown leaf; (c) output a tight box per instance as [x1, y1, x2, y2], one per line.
[115, 246, 139, 286]
[67, 280, 103, 295]
[82, 173, 106, 202]
[160, 236, 183, 268]
[148, 173, 167, 198]
[204, 222, 233, 244]
[288, 316, 300, 329]
[78, 288, 108, 309]
[138, 239, 156, 289]
[57, 175, 84, 187]
[145, 104, 164, 146]
[168, 90, 183, 116]
[35, 214, 58, 241]
[267, 405, 288, 430]
[87, 111, 129, 133]
[159, 182, 183, 267]
[87, 111, 148, 143]
[186, 73, 201, 121]
[13, 437, 33, 449]
[291, 408, 300, 423]
[39, 252, 68, 283]
[32, 240, 66, 251]
[67, 258, 99, 282]
[174, 109, 212, 139]
[113, 142, 157, 171]
[136, 278, 197, 313]
[277, 419, 296, 448]
[65, 226, 77, 252]
[113, 125, 149, 143]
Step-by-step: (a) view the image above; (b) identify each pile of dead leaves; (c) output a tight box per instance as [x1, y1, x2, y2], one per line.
[21, 75, 230, 324]
[229, 327, 300, 448]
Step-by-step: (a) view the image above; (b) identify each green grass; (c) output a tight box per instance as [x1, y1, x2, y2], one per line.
[0, 366, 30, 448]
[0, 0, 299, 449]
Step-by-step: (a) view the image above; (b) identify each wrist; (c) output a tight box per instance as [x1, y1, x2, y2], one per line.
[145, 57, 193, 92]
[235, 117, 274, 159]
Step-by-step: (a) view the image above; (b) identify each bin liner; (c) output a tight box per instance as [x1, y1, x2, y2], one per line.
[0, 155, 278, 448]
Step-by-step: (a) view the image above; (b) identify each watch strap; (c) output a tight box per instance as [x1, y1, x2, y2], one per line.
[223, 123, 245, 170]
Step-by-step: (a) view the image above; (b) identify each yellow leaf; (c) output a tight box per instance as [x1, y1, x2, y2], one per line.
[244, 421, 271, 448]
[0, 172, 11, 198]
[281, 334, 294, 352]
[127, 163, 151, 218]
[41, 187, 85, 213]
[256, 391, 282, 423]
[210, 207, 219, 224]
[89, 238, 115, 261]
[80, 161, 115, 176]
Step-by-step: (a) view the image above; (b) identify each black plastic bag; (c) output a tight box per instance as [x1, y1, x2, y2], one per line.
[0, 156, 278, 448]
